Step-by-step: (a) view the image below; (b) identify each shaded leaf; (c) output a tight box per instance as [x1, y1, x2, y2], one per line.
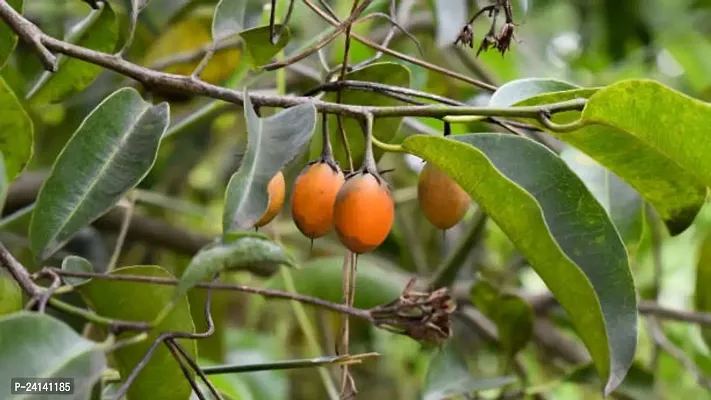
[567, 363, 659, 400]
[432, 0, 467, 47]
[266, 256, 410, 309]
[223, 91, 315, 232]
[27, 2, 119, 104]
[241, 25, 290, 69]
[423, 340, 515, 400]
[0, 269, 22, 315]
[0, 312, 106, 396]
[177, 236, 295, 297]
[310, 62, 411, 168]
[111, 0, 149, 53]
[78, 266, 196, 400]
[403, 132, 637, 394]
[0, 77, 33, 179]
[0, 0, 22, 69]
[488, 77, 580, 107]
[30, 88, 169, 260]
[561, 147, 645, 250]
[469, 279, 498, 317]
[695, 230, 711, 349]
[515, 80, 710, 235]
[62, 255, 94, 286]
[0, 153, 6, 214]
[213, 0, 248, 41]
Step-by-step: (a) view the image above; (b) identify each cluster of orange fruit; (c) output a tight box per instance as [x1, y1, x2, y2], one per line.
[254, 159, 470, 254]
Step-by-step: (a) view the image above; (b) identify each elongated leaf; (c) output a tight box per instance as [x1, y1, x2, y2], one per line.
[432, 0, 467, 47]
[241, 25, 290, 69]
[266, 256, 410, 309]
[515, 80, 710, 235]
[0, 77, 33, 179]
[78, 266, 196, 400]
[567, 363, 659, 400]
[0, 153, 6, 214]
[0, 0, 22, 69]
[111, 0, 148, 53]
[489, 77, 580, 107]
[0, 269, 21, 315]
[27, 2, 119, 104]
[62, 255, 94, 286]
[223, 91, 316, 232]
[177, 236, 295, 297]
[30, 88, 169, 260]
[561, 147, 644, 249]
[213, 0, 247, 41]
[310, 62, 411, 168]
[423, 341, 515, 400]
[403, 133, 637, 394]
[695, 231, 711, 348]
[0, 312, 106, 396]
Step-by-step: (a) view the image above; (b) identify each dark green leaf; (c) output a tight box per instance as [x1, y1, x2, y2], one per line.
[30, 88, 169, 260]
[423, 341, 515, 400]
[266, 256, 409, 309]
[177, 236, 295, 297]
[111, 0, 149, 53]
[241, 25, 290, 68]
[27, 2, 119, 104]
[0, 269, 22, 315]
[0, 152, 7, 214]
[403, 133, 637, 394]
[488, 77, 581, 107]
[78, 266, 196, 400]
[695, 230, 711, 349]
[0, 312, 106, 396]
[515, 80, 710, 235]
[432, 0, 467, 47]
[469, 279, 498, 317]
[0, 77, 33, 179]
[494, 294, 534, 360]
[223, 91, 315, 232]
[567, 363, 659, 400]
[213, 0, 247, 41]
[0, 0, 22, 69]
[62, 255, 94, 286]
[309, 62, 411, 168]
[561, 147, 644, 249]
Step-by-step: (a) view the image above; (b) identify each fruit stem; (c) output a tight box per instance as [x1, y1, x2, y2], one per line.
[361, 113, 379, 172]
[371, 135, 405, 153]
[320, 112, 335, 161]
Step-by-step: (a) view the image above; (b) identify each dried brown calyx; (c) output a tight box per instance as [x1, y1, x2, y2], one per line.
[368, 278, 456, 344]
[455, 0, 517, 57]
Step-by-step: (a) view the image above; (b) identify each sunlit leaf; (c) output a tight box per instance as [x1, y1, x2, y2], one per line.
[309, 62, 411, 168]
[403, 132, 637, 394]
[515, 80, 711, 235]
[0, 312, 106, 396]
[78, 266, 196, 400]
[423, 341, 515, 400]
[695, 230, 711, 349]
[29, 87, 169, 260]
[241, 25, 290, 69]
[223, 90, 315, 232]
[0, 0, 22, 69]
[0, 77, 33, 180]
[489, 77, 581, 107]
[27, 2, 119, 104]
[177, 236, 295, 297]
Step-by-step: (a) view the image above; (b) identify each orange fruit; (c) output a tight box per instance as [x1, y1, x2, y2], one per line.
[291, 161, 345, 238]
[417, 162, 470, 229]
[255, 171, 286, 227]
[333, 172, 394, 253]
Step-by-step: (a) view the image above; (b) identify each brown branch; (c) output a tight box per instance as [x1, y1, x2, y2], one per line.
[0, 1, 57, 71]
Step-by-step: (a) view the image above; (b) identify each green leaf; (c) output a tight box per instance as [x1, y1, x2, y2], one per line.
[0, 152, 7, 214]
[213, 0, 247, 41]
[561, 147, 645, 250]
[422, 341, 516, 400]
[469, 279, 498, 317]
[403, 132, 637, 394]
[0, 269, 22, 315]
[431, 0, 467, 47]
[62, 255, 94, 286]
[78, 266, 196, 400]
[223, 91, 315, 232]
[0, 0, 22, 69]
[111, 0, 148, 53]
[266, 256, 409, 309]
[695, 230, 711, 349]
[566, 363, 659, 400]
[240, 25, 290, 69]
[177, 236, 295, 297]
[0, 77, 33, 179]
[30, 87, 169, 260]
[0, 312, 106, 396]
[515, 80, 710, 235]
[310, 62, 411, 168]
[27, 2, 119, 104]
[488, 77, 581, 107]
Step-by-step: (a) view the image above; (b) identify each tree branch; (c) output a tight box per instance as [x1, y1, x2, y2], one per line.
[0, 1, 57, 71]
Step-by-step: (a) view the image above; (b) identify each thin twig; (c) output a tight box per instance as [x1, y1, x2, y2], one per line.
[304, 80, 465, 106]
[201, 353, 380, 374]
[165, 339, 207, 400]
[107, 194, 136, 272]
[0, 1, 57, 71]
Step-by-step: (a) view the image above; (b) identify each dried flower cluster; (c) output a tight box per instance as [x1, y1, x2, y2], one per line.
[455, 1, 516, 57]
[369, 279, 457, 343]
